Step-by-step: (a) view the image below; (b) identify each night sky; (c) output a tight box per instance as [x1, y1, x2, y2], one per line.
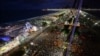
[0, 0, 74, 10]
[0, 0, 100, 23]
[0, 0, 74, 24]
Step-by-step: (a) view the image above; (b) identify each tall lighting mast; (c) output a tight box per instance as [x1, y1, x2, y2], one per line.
[66, 0, 83, 56]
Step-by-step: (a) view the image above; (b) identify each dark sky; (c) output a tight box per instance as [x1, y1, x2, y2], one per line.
[0, 0, 100, 23]
[0, 0, 75, 24]
[0, 0, 74, 10]
[82, 0, 100, 8]
[1, 0, 100, 10]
